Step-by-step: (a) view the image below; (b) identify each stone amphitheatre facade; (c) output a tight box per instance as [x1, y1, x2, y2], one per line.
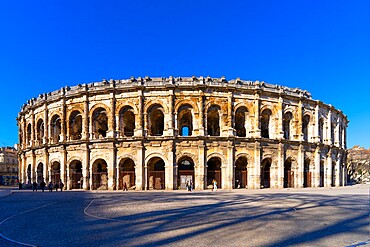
[17, 76, 348, 190]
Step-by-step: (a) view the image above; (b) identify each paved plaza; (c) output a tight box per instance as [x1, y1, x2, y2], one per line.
[0, 185, 369, 247]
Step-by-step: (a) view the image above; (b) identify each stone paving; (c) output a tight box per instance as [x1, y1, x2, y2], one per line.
[0, 185, 369, 247]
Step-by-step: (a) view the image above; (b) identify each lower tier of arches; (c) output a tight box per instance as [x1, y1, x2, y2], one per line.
[19, 141, 347, 190]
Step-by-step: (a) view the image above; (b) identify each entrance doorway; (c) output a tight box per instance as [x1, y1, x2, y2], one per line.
[70, 160, 83, 189]
[284, 158, 294, 188]
[178, 158, 194, 190]
[147, 157, 165, 190]
[261, 159, 271, 188]
[235, 157, 248, 188]
[207, 157, 221, 189]
[118, 158, 135, 189]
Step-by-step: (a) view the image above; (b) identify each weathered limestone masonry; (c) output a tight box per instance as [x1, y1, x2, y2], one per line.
[17, 76, 348, 190]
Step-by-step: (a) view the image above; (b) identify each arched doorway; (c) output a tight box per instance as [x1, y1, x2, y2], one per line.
[331, 161, 336, 187]
[92, 159, 108, 190]
[303, 159, 311, 187]
[207, 105, 220, 136]
[119, 106, 135, 137]
[27, 164, 31, 185]
[148, 105, 165, 136]
[178, 105, 193, 136]
[178, 158, 194, 190]
[284, 158, 294, 188]
[147, 157, 165, 190]
[51, 161, 61, 184]
[207, 157, 222, 189]
[92, 108, 108, 138]
[118, 158, 135, 189]
[320, 160, 324, 187]
[261, 109, 272, 138]
[70, 160, 83, 189]
[261, 159, 271, 188]
[235, 157, 248, 188]
[37, 163, 44, 184]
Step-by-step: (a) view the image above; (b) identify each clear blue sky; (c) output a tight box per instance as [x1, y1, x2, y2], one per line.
[0, 1, 369, 148]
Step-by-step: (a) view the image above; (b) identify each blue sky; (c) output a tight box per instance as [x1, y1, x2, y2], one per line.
[0, 1, 368, 148]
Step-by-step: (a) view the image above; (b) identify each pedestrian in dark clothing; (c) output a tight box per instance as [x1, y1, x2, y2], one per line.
[54, 182, 59, 191]
[32, 181, 38, 192]
[123, 182, 128, 191]
[48, 182, 53, 192]
[40, 180, 46, 192]
[19, 182, 22, 190]
[59, 180, 64, 192]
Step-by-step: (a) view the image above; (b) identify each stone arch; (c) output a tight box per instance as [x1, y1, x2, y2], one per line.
[283, 111, 293, 140]
[27, 164, 32, 184]
[260, 108, 272, 138]
[261, 158, 272, 188]
[147, 156, 166, 190]
[176, 152, 198, 167]
[68, 109, 83, 140]
[207, 153, 227, 166]
[36, 162, 44, 184]
[50, 160, 61, 184]
[26, 122, 32, 144]
[145, 152, 169, 167]
[319, 159, 325, 187]
[117, 154, 137, 166]
[318, 117, 325, 142]
[304, 158, 312, 187]
[91, 158, 108, 190]
[118, 157, 135, 189]
[206, 156, 222, 189]
[144, 100, 169, 114]
[284, 157, 294, 188]
[147, 104, 165, 136]
[118, 105, 135, 137]
[50, 114, 61, 144]
[116, 101, 138, 116]
[235, 106, 249, 137]
[36, 118, 44, 144]
[91, 106, 109, 138]
[235, 155, 248, 188]
[69, 159, 83, 189]
[174, 99, 199, 114]
[177, 155, 195, 190]
[177, 104, 193, 136]
[302, 114, 311, 141]
[207, 104, 221, 136]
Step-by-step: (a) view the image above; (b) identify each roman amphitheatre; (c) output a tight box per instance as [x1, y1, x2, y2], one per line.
[16, 76, 348, 190]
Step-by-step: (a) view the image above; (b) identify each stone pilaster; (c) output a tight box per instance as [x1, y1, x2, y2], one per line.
[254, 92, 261, 138]
[197, 140, 205, 189]
[313, 146, 321, 187]
[326, 149, 332, 187]
[296, 144, 304, 188]
[252, 141, 261, 189]
[135, 143, 144, 190]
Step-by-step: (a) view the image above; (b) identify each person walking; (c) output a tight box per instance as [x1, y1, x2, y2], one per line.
[32, 181, 38, 192]
[213, 179, 217, 191]
[40, 180, 46, 192]
[48, 182, 53, 192]
[123, 182, 128, 191]
[54, 182, 59, 191]
[59, 180, 64, 192]
[190, 180, 193, 192]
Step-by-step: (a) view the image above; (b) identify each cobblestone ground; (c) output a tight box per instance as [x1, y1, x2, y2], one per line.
[0, 185, 369, 247]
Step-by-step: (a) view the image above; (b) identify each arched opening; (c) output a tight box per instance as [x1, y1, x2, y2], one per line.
[92, 107, 108, 138]
[148, 105, 164, 136]
[284, 158, 294, 188]
[27, 123, 32, 144]
[261, 158, 271, 188]
[147, 157, 165, 190]
[36, 162, 44, 184]
[69, 160, 83, 189]
[261, 109, 272, 138]
[303, 159, 311, 187]
[339, 125, 343, 146]
[177, 158, 194, 190]
[69, 111, 82, 140]
[178, 105, 193, 136]
[51, 161, 61, 185]
[119, 107, 135, 137]
[283, 112, 293, 140]
[118, 158, 135, 190]
[235, 107, 248, 137]
[207, 105, 220, 136]
[92, 159, 108, 190]
[318, 118, 324, 143]
[27, 164, 31, 185]
[320, 160, 324, 187]
[303, 115, 310, 141]
[207, 157, 221, 188]
[50, 115, 61, 144]
[235, 156, 248, 188]
[331, 122, 336, 143]
[331, 161, 336, 187]
[36, 119, 44, 144]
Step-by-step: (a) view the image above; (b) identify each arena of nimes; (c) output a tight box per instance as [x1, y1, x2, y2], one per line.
[17, 76, 348, 190]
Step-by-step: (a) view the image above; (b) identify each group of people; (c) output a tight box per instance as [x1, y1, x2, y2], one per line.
[186, 180, 193, 192]
[32, 180, 64, 192]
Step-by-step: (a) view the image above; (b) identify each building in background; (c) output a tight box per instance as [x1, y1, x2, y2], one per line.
[0, 147, 18, 185]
